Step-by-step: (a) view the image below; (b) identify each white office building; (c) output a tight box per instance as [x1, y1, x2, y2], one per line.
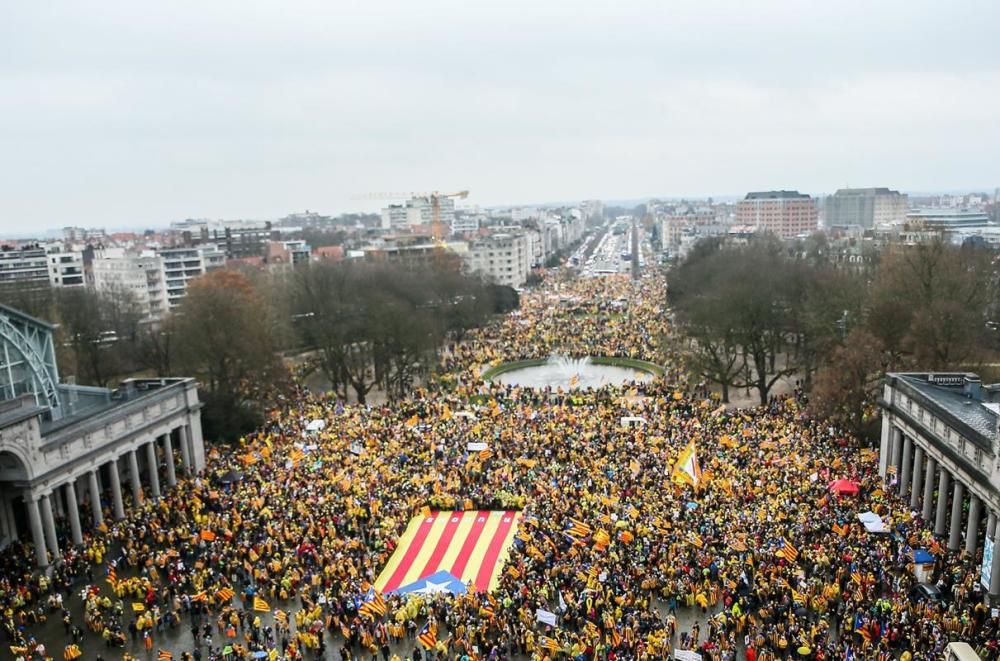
[825, 188, 909, 229]
[906, 209, 993, 232]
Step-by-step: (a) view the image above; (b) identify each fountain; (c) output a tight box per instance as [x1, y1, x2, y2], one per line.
[487, 354, 657, 390]
[546, 354, 592, 381]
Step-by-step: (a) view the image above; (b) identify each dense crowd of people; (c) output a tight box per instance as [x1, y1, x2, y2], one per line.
[1, 271, 998, 660]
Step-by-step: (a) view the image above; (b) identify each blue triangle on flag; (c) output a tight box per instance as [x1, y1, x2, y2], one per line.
[393, 570, 468, 596]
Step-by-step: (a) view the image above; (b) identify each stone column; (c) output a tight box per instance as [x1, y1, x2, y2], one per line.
[910, 446, 924, 510]
[922, 457, 937, 523]
[146, 442, 161, 499]
[935, 469, 951, 536]
[0, 493, 15, 542]
[967, 494, 982, 556]
[949, 481, 965, 552]
[128, 449, 142, 505]
[186, 417, 207, 473]
[179, 426, 192, 476]
[88, 470, 103, 527]
[107, 459, 125, 520]
[0, 493, 14, 542]
[990, 524, 1000, 598]
[989, 510, 997, 538]
[74, 475, 87, 506]
[878, 417, 891, 479]
[26, 495, 48, 567]
[40, 493, 60, 561]
[899, 436, 913, 496]
[890, 428, 903, 480]
[163, 434, 177, 488]
[64, 482, 83, 546]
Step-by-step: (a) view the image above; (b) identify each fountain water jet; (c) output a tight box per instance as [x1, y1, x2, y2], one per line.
[490, 354, 654, 390]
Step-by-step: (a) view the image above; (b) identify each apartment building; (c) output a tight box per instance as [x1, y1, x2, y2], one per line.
[0, 245, 50, 290]
[158, 246, 226, 309]
[170, 219, 273, 258]
[465, 233, 531, 288]
[91, 251, 169, 320]
[45, 248, 86, 288]
[380, 197, 457, 231]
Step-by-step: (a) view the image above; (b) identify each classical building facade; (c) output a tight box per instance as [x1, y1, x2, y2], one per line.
[880, 373, 1000, 598]
[0, 304, 205, 567]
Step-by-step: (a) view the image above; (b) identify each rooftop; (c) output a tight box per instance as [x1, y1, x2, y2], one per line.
[40, 378, 192, 439]
[0, 302, 56, 331]
[888, 373, 999, 448]
[907, 208, 990, 219]
[832, 187, 902, 196]
[744, 190, 811, 200]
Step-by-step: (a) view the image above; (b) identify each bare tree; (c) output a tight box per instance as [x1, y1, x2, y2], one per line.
[869, 240, 994, 369]
[56, 285, 143, 387]
[809, 329, 885, 440]
[171, 269, 286, 441]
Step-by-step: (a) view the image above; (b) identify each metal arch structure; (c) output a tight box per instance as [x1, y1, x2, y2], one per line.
[0, 305, 61, 416]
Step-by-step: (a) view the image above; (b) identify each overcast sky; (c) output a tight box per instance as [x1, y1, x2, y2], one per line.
[1, 0, 998, 234]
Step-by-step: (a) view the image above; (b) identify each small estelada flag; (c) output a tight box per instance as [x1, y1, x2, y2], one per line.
[671, 439, 702, 489]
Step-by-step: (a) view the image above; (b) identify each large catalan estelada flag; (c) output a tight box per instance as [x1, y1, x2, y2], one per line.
[375, 510, 522, 594]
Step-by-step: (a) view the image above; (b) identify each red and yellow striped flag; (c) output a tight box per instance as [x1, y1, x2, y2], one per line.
[375, 511, 522, 594]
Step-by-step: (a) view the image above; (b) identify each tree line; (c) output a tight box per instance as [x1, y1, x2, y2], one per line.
[0, 257, 508, 442]
[668, 235, 997, 438]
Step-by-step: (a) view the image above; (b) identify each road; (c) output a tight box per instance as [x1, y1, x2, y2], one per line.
[573, 218, 647, 278]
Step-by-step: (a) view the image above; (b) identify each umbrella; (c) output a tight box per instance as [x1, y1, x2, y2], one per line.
[219, 470, 245, 484]
[686, 501, 699, 510]
[828, 479, 859, 495]
[858, 511, 889, 533]
[252, 652, 269, 659]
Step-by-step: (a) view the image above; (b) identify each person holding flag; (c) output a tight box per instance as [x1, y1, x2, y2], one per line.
[671, 438, 702, 489]
[417, 621, 437, 650]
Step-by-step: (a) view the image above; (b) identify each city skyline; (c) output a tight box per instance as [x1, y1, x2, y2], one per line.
[2, 185, 996, 240]
[2, 0, 999, 234]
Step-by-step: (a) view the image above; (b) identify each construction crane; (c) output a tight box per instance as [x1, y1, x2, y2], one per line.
[354, 190, 469, 241]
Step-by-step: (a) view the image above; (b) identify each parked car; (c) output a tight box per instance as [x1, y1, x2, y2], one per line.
[909, 583, 944, 604]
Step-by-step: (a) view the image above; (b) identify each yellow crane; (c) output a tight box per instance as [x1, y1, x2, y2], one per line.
[355, 190, 469, 240]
